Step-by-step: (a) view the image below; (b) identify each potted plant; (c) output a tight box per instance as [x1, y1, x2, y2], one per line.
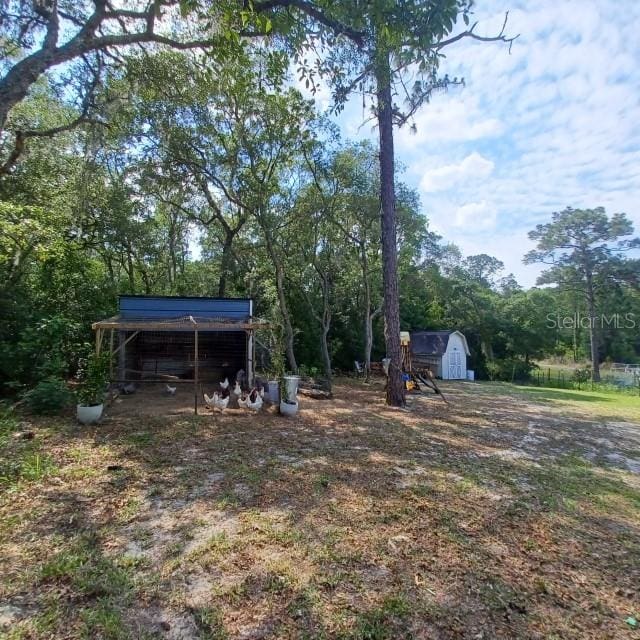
[76, 352, 110, 424]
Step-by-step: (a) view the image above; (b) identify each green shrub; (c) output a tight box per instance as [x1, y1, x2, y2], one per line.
[298, 364, 320, 378]
[76, 352, 110, 406]
[486, 357, 535, 382]
[0, 403, 18, 446]
[16, 314, 89, 382]
[572, 367, 591, 389]
[24, 377, 73, 415]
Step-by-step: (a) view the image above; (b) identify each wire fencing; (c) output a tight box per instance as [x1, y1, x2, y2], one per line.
[519, 364, 640, 396]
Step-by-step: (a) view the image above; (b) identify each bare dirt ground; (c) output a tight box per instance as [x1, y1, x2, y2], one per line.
[1, 379, 639, 639]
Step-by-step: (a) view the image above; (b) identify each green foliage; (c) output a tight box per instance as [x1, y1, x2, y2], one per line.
[76, 353, 110, 407]
[525, 207, 639, 267]
[525, 206, 639, 378]
[486, 358, 535, 382]
[346, 595, 411, 640]
[24, 377, 73, 415]
[41, 535, 132, 597]
[192, 606, 228, 640]
[18, 315, 88, 379]
[0, 405, 58, 487]
[573, 368, 591, 385]
[0, 451, 57, 487]
[79, 602, 129, 640]
[298, 364, 320, 378]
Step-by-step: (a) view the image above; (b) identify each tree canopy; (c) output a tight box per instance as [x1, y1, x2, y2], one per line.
[525, 207, 640, 380]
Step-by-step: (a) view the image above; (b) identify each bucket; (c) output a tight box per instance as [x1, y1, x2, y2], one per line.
[280, 399, 299, 416]
[282, 375, 300, 402]
[267, 380, 279, 403]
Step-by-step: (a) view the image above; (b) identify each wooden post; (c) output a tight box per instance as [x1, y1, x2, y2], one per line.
[118, 331, 126, 381]
[247, 329, 255, 387]
[193, 321, 199, 415]
[109, 329, 114, 381]
[95, 329, 103, 356]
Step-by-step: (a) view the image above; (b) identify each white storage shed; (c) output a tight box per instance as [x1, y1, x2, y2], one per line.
[410, 330, 471, 380]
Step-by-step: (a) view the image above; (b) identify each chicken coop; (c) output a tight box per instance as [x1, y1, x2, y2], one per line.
[91, 295, 267, 413]
[410, 330, 470, 380]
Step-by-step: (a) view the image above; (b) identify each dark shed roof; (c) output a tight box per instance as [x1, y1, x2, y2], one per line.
[119, 295, 251, 321]
[92, 296, 268, 332]
[410, 330, 453, 357]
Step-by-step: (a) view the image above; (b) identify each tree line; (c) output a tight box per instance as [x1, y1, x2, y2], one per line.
[1, 2, 638, 399]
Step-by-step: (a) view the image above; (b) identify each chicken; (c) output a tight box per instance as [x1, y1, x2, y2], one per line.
[204, 392, 216, 409]
[246, 388, 263, 412]
[233, 381, 242, 396]
[238, 394, 248, 409]
[205, 388, 230, 413]
[214, 391, 230, 412]
[165, 384, 176, 396]
[120, 382, 136, 395]
[219, 377, 230, 390]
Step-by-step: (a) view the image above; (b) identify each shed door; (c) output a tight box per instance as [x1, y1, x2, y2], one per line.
[449, 349, 462, 379]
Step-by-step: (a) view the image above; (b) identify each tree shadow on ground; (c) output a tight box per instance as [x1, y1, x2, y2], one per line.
[2, 378, 639, 639]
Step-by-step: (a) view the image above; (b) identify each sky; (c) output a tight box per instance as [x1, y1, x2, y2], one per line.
[295, 0, 640, 288]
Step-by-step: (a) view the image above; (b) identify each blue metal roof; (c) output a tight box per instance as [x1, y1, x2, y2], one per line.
[119, 296, 251, 321]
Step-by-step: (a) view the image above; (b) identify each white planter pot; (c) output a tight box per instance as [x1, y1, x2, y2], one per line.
[77, 403, 103, 425]
[279, 400, 298, 417]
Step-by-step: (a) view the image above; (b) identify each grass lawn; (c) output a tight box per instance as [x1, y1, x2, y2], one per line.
[1, 378, 639, 639]
[485, 381, 640, 422]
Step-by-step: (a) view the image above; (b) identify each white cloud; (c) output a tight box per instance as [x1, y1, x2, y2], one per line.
[299, 0, 640, 287]
[420, 152, 494, 192]
[453, 201, 496, 229]
[411, 0, 640, 286]
[396, 94, 503, 148]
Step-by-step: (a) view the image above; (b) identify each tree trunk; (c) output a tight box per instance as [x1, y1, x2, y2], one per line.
[262, 221, 298, 373]
[481, 336, 494, 362]
[585, 272, 601, 381]
[126, 253, 135, 292]
[217, 234, 234, 297]
[319, 273, 333, 393]
[0, 38, 60, 134]
[320, 323, 332, 393]
[139, 267, 151, 294]
[104, 254, 115, 286]
[275, 262, 298, 373]
[375, 50, 405, 406]
[364, 308, 373, 382]
[364, 307, 382, 384]
[361, 245, 374, 382]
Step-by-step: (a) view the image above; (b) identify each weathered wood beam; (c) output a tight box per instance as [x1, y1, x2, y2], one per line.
[111, 331, 139, 356]
[92, 319, 268, 331]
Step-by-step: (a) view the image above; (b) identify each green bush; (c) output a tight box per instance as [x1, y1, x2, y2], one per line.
[24, 377, 73, 415]
[76, 352, 110, 406]
[298, 364, 320, 378]
[486, 357, 535, 382]
[16, 314, 90, 382]
[572, 367, 591, 388]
